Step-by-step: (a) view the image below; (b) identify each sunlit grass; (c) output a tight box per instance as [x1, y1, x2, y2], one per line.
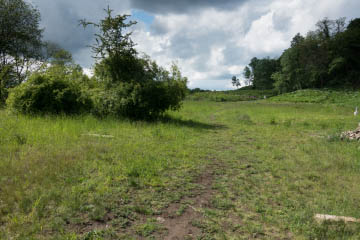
[1, 98, 360, 239]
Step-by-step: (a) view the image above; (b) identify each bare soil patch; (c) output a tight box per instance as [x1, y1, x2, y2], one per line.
[156, 162, 223, 239]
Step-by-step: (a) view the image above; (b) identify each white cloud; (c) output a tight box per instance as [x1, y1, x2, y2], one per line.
[131, 0, 360, 90]
[30, 0, 360, 90]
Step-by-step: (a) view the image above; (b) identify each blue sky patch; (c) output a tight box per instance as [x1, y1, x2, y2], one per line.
[131, 9, 154, 29]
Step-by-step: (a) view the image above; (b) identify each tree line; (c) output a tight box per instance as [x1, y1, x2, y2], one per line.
[240, 17, 360, 92]
[0, 0, 187, 119]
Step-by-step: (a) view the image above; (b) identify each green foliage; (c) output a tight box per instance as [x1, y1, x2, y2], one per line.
[243, 66, 252, 86]
[6, 64, 92, 114]
[0, 0, 43, 98]
[44, 42, 74, 66]
[330, 18, 360, 88]
[0, 65, 14, 105]
[243, 57, 280, 90]
[82, 8, 187, 119]
[187, 89, 276, 102]
[231, 75, 240, 88]
[272, 17, 360, 93]
[91, 73, 187, 119]
[270, 89, 360, 106]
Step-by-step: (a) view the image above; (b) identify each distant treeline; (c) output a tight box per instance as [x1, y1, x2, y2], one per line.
[242, 17, 360, 92]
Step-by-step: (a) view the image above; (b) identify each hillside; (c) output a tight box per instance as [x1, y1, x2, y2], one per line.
[270, 89, 360, 106]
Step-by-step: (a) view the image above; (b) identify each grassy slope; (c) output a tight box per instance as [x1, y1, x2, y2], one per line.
[1, 94, 360, 239]
[187, 89, 276, 102]
[270, 89, 360, 106]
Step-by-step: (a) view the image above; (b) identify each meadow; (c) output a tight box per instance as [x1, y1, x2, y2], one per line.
[186, 89, 277, 102]
[1, 94, 360, 239]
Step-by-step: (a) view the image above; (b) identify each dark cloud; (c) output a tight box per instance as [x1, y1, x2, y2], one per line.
[130, 0, 248, 14]
[28, 0, 130, 67]
[150, 20, 169, 35]
[37, 2, 93, 53]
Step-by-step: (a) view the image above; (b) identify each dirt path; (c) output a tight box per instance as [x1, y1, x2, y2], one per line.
[157, 160, 224, 239]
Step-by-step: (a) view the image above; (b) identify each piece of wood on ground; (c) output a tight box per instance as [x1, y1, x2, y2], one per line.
[314, 214, 360, 223]
[82, 133, 114, 138]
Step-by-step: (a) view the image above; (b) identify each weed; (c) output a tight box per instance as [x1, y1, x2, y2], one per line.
[270, 117, 277, 125]
[13, 133, 27, 145]
[283, 119, 293, 127]
[135, 220, 160, 237]
[176, 204, 187, 216]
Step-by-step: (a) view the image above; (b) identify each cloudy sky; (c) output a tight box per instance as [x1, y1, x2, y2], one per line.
[28, 0, 359, 90]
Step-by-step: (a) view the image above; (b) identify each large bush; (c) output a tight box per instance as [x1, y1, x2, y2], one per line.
[6, 65, 92, 114]
[92, 61, 187, 119]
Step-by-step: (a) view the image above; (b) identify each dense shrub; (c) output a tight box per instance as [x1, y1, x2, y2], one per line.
[92, 63, 187, 119]
[6, 66, 92, 114]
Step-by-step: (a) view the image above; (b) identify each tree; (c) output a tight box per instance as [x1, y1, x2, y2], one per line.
[272, 17, 354, 92]
[80, 7, 141, 86]
[0, 0, 43, 103]
[81, 7, 188, 119]
[43, 42, 74, 67]
[244, 57, 280, 90]
[243, 66, 252, 86]
[330, 18, 360, 88]
[231, 76, 240, 88]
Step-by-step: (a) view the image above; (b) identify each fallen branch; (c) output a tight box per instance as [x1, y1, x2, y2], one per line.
[82, 133, 114, 138]
[314, 214, 360, 223]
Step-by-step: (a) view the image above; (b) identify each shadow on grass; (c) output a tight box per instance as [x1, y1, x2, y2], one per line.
[159, 115, 228, 130]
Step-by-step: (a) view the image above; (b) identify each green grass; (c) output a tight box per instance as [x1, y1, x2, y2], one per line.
[270, 89, 360, 106]
[1, 95, 360, 239]
[187, 89, 277, 102]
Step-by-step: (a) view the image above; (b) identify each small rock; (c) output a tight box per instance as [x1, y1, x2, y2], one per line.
[156, 217, 165, 223]
[341, 124, 360, 141]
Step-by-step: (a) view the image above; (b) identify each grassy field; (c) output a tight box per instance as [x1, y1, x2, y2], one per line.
[270, 89, 360, 106]
[1, 96, 360, 239]
[187, 89, 276, 102]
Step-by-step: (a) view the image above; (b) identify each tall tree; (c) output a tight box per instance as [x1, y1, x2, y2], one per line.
[330, 18, 360, 88]
[231, 76, 240, 88]
[0, 0, 43, 103]
[243, 66, 252, 86]
[80, 7, 188, 119]
[80, 7, 141, 86]
[244, 57, 280, 90]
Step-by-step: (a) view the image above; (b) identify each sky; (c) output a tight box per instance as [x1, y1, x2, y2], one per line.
[27, 0, 360, 90]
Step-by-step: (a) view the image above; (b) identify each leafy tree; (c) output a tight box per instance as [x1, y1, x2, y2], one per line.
[80, 7, 142, 85]
[231, 76, 240, 88]
[272, 17, 358, 92]
[330, 18, 360, 88]
[244, 57, 280, 90]
[0, 0, 43, 104]
[243, 66, 252, 86]
[43, 42, 74, 67]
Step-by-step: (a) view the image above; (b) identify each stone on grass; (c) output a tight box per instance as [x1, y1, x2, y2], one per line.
[340, 123, 360, 141]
